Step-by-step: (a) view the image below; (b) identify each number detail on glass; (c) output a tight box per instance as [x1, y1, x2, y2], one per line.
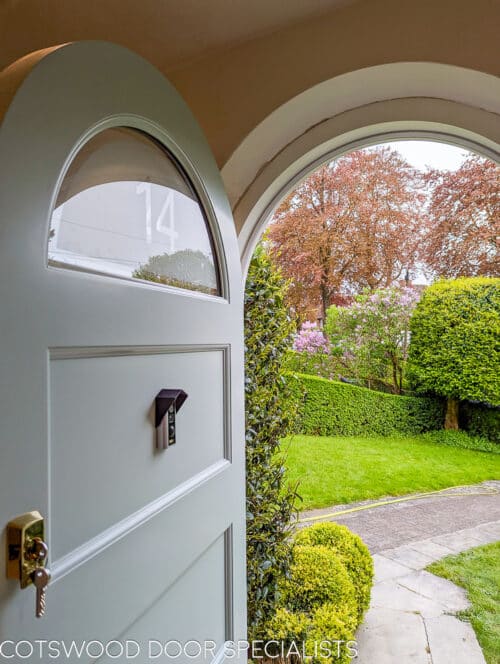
[48, 127, 220, 296]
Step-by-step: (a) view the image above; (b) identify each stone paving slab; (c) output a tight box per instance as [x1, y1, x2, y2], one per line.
[373, 521, 500, 571]
[353, 520, 497, 664]
[371, 554, 412, 583]
[425, 614, 487, 664]
[455, 524, 497, 541]
[370, 578, 447, 618]
[381, 546, 436, 570]
[475, 521, 500, 538]
[397, 570, 469, 612]
[355, 608, 431, 664]
[430, 531, 485, 552]
[407, 539, 454, 559]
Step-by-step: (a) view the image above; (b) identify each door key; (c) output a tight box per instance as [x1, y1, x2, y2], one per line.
[32, 567, 51, 618]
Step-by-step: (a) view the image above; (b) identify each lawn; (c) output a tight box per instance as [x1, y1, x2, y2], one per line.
[427, 542, 500, 664]
[283, 434, 500, 510]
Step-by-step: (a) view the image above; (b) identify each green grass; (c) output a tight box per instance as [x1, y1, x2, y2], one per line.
[283, 434, 500, 510]
[427, 543, 500, 664]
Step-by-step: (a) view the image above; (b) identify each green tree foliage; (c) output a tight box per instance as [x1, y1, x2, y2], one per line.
[244, 247, 300, 641]
[408, 277, 500, 429]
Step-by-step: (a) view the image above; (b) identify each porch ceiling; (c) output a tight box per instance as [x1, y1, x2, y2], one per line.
[0, 0, 356, 73]
[1, 0, 499, 182]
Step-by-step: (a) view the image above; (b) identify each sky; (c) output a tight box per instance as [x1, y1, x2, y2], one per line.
[382, 140, 470, 172]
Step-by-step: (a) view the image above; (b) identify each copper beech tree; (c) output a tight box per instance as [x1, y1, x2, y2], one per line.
[422, 155, 500, 279]
[267, 147, 426, 320]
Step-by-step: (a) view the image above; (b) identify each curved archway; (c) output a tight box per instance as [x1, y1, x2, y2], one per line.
[220, 63, 500, 273]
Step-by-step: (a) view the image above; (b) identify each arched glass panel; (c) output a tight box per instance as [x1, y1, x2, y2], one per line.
[48, 127, 220, 295]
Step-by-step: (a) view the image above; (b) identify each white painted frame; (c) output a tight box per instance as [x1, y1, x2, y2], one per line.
[219, 63, 500, 274]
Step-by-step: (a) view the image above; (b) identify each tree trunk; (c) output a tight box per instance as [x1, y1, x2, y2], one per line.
[444, 398, 460, 430]
[391, 355, 402, 394]
[391, 360, 399, 394]
[397, 365, 404, 395]
[319, 281, 329, 323]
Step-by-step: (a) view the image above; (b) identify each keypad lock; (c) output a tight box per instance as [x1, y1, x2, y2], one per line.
[155, 389, 188, 450]
[6, 511, 51, 618]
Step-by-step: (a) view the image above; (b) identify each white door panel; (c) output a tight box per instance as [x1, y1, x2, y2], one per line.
[49, 348, 227, 558]
[0, 41, 246, 662]
[113, 534, 228, 664]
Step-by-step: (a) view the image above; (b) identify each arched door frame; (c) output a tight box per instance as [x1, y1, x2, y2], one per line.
[237, 124, 500, 277]
[221, 64, 500, 277]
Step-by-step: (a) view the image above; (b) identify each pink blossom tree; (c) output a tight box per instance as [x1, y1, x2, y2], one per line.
[326, 286, 421, 393]
[289, 322, 336, 379]
[293, 321, 330, 353]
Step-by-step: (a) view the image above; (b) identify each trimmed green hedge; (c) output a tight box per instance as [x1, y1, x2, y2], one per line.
[460, 402, 500, 444]
[245, 247, 299, 641]
[287, 372, 444, 436]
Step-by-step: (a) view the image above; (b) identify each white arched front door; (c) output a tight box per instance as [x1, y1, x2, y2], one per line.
[0, 42, 246, 662]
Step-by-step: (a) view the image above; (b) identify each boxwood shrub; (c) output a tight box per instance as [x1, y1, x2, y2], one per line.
[407, 278, 500, 407]
[287, 372, 444, 437]
[282, 545, 357, 615]
[263, 523, 373, 663]
[295, 523, 374, 622]
[264, 604, 356, 664]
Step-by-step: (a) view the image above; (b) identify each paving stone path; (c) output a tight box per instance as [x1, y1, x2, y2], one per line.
[299, 481, 500, 664]
[299, 480, 500, 552]
[355, 520, 499, 664]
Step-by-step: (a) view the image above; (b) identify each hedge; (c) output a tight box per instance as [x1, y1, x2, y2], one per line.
[460, 402, 500, 444]
[244, 247, 299, 641]
[287, 372, 444, 436]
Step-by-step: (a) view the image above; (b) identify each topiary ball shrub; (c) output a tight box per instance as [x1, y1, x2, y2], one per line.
[306, 602, 358, 664]
[294, 523, 374, 622]
[282, 544, 357, 618]
[262, 526, 373, 663]
[407, 277, 500, 429]
[264, 604, 356, 664]
[263, 607, 310, 654]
